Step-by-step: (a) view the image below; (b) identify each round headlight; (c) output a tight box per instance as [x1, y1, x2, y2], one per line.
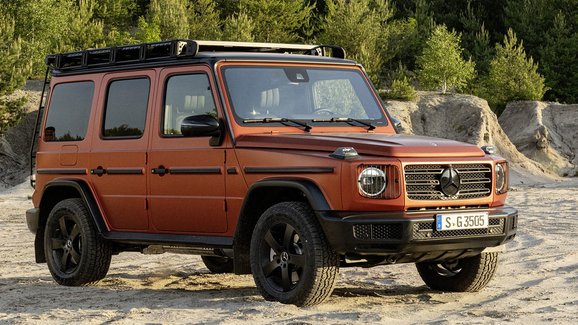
[358, 167, 387, 197]
[496, 163, 506, 193]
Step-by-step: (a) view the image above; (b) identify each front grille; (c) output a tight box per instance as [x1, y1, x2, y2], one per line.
[353, 224, 403, 240]
[413, 217, 505, 239]
[405, 164, 492, 200]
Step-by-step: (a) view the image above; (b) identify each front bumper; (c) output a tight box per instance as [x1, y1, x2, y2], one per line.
[317, 206, 518, 261]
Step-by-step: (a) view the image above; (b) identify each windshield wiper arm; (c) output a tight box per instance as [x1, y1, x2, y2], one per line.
[312, 117, 376, 131]
[243, 117, 312, 132]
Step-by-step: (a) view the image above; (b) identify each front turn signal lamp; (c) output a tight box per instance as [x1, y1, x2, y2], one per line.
[357, 165, 401, 199]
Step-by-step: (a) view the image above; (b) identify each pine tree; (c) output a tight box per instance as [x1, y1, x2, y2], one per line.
[459, 2, 492, 76]
[5, 0, 71, 77]
[143, 0, 189, 40]
[319, 0, 392, 86]
[416, 25, 475, 93]
[189, 0, 223, 40]
[0, 15, 32, 136]
[539, 12, 578, 103]
[59, 0, 107, 52]
[237, 0, 313, 43]
[222, 11, 255, 42]
[480, 29, 547, 114]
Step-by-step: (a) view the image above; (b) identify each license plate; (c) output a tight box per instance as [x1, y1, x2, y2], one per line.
[435, 212, 489, 231]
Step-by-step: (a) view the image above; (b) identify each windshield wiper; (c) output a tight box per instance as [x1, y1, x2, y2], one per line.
[243, 117, 312, 132]
[312, 117, 376, 131]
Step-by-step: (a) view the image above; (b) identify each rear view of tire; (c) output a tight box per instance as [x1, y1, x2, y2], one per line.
[416, 252, 499, 292]
[44, 198, 112, 286]
[201, 255, 234, 273]
[250, 202, 339, 306]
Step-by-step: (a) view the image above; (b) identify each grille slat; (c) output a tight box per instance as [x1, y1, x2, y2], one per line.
[405, 164, 492, 200]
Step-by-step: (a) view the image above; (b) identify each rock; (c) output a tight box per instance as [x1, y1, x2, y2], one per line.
[499, 101, 578, 177]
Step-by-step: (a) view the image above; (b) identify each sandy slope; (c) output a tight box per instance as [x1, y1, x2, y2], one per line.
[0, 180, 576, 324]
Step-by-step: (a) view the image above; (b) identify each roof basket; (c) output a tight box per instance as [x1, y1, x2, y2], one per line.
[45, 40, 346, 71]
[45, 40, 198, 70]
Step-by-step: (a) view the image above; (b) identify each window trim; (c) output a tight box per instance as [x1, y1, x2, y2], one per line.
[101, 76, 151, 140]
[43, 80, 95, 143]
[160, 72, 217, 138]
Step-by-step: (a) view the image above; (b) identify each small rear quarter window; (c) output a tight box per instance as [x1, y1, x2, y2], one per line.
[44, 81, 94, 142]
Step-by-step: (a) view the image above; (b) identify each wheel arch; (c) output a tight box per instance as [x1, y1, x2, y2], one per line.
[34, 179, 107, 263]
[232, 178, 330, 274]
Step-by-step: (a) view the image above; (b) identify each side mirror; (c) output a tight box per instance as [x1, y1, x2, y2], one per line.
[391, 117, 402, 133]
[181, 114, 221, 137]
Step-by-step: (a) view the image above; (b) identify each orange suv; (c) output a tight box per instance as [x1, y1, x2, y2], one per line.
[27, 40, 517, 306]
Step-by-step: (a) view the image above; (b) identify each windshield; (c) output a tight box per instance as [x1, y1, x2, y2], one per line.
[222, 66, 387, 127]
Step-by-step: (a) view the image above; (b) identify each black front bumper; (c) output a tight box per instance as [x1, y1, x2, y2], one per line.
[316, 206, 518, 260]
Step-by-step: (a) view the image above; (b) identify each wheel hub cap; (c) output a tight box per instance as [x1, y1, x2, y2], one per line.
[281, 251, 289, 262]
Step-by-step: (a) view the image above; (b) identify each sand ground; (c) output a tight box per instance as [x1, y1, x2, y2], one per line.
[0, 179, 576, 324]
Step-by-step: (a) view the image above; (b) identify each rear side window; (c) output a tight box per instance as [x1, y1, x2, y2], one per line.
[103, 78, 150, 138]
[44, 81, 94, 142]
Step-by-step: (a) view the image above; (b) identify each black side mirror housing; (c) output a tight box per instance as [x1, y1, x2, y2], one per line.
[181, 114, 224, 146]
[181, 115, 221, 137]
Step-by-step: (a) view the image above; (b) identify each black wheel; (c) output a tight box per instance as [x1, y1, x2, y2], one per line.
[416, 252, 499, 292]
[44, 198, 112, 286]
[250, 202, 339, 306]
[201, 255, 234, 273]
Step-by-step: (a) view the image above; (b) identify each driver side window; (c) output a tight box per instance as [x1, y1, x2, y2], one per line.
[163, 74, 216, 136]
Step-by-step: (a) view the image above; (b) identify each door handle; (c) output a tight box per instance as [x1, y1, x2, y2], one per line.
[151, 166, 168, 176]
[90, 167, 106, 176]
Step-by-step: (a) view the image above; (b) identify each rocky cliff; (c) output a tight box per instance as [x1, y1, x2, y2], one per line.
[499, 101, 578, 177]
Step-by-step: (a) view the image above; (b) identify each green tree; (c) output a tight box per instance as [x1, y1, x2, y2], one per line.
[237, 0, 313, 43]
[189, 0, 223, 40]
[319, 0, 392, 86]
[480, 29, 547, 114]
[539, 12, 578, 103]
[416, 25, 475, 93]
[4, 0, 71, 77]
[459, 1, 493, 76]
[0, 15, 32, 136]
[58, 0, 107, 52]
[143, 0, 189, 40]
[222, 11, 255, 42]
[135, 15, 161, 43]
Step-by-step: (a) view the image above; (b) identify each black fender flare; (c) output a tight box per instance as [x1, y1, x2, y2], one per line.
[40, 179, 108, 234]
[240, 178, 331, 214]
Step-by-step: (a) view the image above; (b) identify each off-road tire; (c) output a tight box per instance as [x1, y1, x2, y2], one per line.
[416, 252, 499, 292]
[44, 198, 112, 286]
[250, 202, 339, 306]
[201, 255, 234, 273]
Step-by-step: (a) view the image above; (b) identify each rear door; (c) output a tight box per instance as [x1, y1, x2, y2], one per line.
[89, 70, 155, 231]
[148, 65, 228, 233]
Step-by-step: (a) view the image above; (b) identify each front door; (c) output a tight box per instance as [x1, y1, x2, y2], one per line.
[148, 66, 228, 233]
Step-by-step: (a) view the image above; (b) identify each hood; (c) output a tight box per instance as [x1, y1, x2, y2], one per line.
[235, 133, 485, 158]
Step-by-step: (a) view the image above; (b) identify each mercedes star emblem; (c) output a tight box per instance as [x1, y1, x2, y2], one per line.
[440, 167, 461, 197]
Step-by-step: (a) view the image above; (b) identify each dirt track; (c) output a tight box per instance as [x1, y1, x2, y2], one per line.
[0, 180, 577, 324]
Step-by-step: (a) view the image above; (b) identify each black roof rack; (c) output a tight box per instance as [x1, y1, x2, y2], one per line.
[45, 40, 346, 71]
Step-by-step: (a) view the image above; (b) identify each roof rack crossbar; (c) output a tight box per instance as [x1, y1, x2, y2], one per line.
[45, 40, 345, 71]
